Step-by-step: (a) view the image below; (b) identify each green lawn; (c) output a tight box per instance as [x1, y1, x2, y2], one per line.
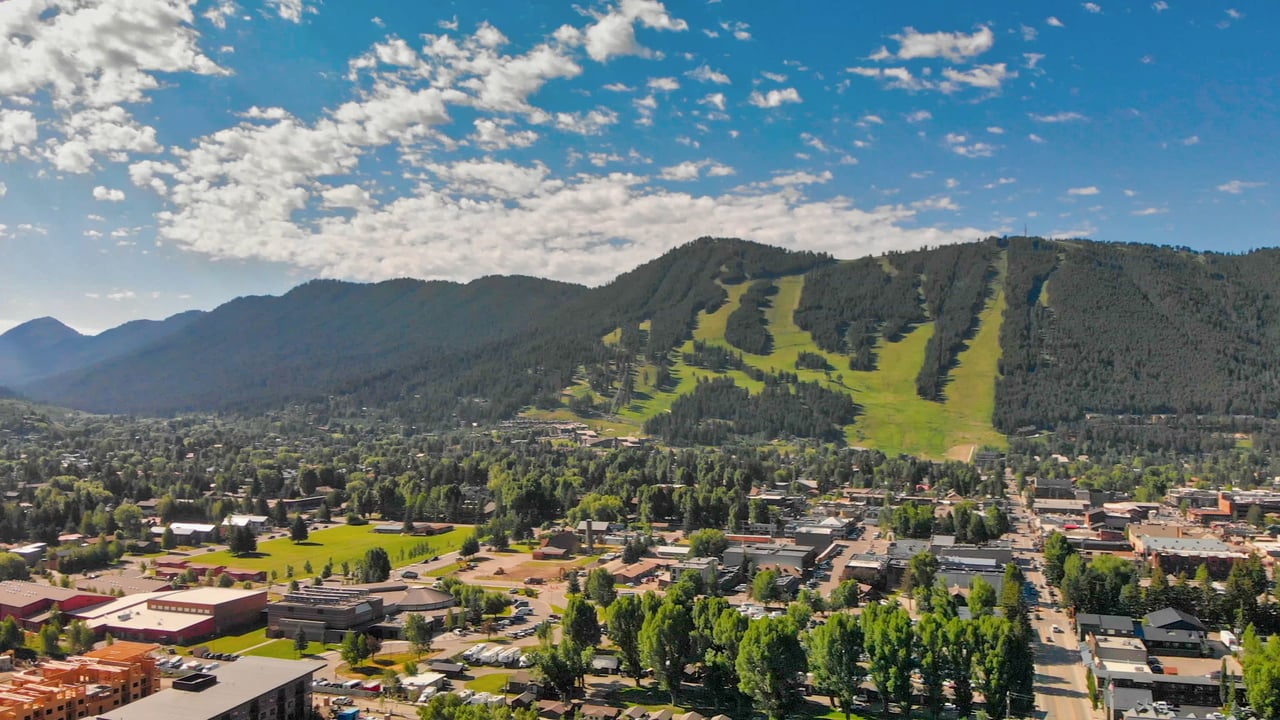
[465, 673, 512, 694]
[185, 626, 269, 654]
[245, 638, 330, 658]
[197, 524, 475, 579]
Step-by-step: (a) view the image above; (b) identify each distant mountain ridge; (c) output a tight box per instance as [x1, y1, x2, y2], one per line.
[9, 236, 1280, 453]
[0, 311, 205, 387]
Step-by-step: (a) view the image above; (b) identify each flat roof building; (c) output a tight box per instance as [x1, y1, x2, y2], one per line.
[267, 587, 385, 643]
[98, 656, 324, 720]
[0, 642, 161, 720]
[0, 582, 112, 630]
[69, 588, 266, 645]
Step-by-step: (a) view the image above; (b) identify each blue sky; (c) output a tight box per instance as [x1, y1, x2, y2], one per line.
[0, 0, 1276, 334]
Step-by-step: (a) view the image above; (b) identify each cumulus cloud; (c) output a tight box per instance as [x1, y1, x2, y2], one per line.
[1217, 180, 1265, 194]
[92, 186, 126, 202]
[686, 65, 730, 84]
[1067, 186, 1100, 195]
[647, 76, 680, 91]
[470, 118, 539, 149]
[0, 182, 6, 198]
[583, 0, 687, 63]
[905, 110, 932, 123]
[850, 62, 1014, 94]
[1082, 3, 1102, 13]
[267, 0, 308, 23]
[944, 133, 996, 158]
[1132, 207, 1167, 215]
[888, 26, 994, 62]
[748, 88, 802, 108]
[1046, 16, 1065, 27]
[0, 109, 38, 153]
[659, 159, 734, 181]
[700, 93, 726, 111]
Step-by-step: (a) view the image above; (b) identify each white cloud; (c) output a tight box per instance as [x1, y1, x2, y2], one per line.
[647, 76, 680, 91]
[602, 82, 634, 92]
[1180, 135, 1200, 146]
[1024, 53, 1045, 69]
[1067, 186, 1100, 195]
[801, 133, 828, 153]
[1123, 189, 1138, 197]
[720, 21, 751, 41]
[771, 170, 833, 186]
[106, 290, 136, 301]
[92, 186, 126, 202]
[0, 109, 38, 153]
[659, 159, 734, 181]
[987, 126, 1005, 134]
[1020, 24, 1038, 41]
[851, 63, 1014, 94]
[583, 0, 688, 63]
[1217, 180, 1265, 194]
[1030, 111, 1087, 123]
[1082, 3, 1102, 13]
[700, 93, 726, 111]
[1028, 133, 1046, 144]
[1132, 207, 1167, 215]
[913, 195, 960, 211]
[470, 118, 539, 149]
[203, 1, 238, 29]
[761, 71, 787, 83]
[983, 177, 1017, 189]
[905, 110, 932, 123]
[1046, 16, 1065, 27]
[944, 133, 996, 158]
[686, 65, 730, 84]
[267, 0, 308, 23]
[1152, 1, 1168, 11]
[0, 182, 6, 198]
[320, 184, 372, 209]
[748, 88, 802, 108]
[889, 26, 994, 62]
[1227, 9, 1243, 20]
[859, 114, 884, 126]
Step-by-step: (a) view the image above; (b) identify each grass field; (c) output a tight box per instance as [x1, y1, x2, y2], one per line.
[245, 638, 330, 658]
[184, 627, 268, 654]
[197, 524, 475, 579]
[526, 260, 1009, 459]
[465, 673, 512, 693]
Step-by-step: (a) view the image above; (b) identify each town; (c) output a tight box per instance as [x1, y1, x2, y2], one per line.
[0, 417, 1275, 720]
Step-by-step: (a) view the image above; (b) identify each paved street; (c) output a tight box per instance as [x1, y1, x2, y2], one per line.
[1007, 484, 1096, 720]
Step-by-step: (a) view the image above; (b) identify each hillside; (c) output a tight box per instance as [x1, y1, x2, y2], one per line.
[10, 236, 1280, 457]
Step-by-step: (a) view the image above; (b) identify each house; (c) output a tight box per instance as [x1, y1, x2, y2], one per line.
[580, 704, 621, 720]
[1140, 626, 1207, 657]
[150, 523, 218, 545]
[510, 691, 538, 710]
[537, 700, 572, 719]
[534, 530, 579, 559]
[220, 515, 271, 534]
[1076, 613, 1138, 640]
[1144, 608, 1208, 633]
[622, 708, 649, 719]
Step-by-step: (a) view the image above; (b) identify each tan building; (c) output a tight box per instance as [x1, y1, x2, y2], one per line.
[0, 641, 161, 720]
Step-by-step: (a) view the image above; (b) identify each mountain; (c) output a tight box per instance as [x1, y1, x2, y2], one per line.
[0, 312, 205, 387]
[22, 274, 587, 415]
[11, 236, 1280, 457]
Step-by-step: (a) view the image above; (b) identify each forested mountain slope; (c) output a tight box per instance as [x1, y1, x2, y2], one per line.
[10, 236, 1280, 455]
[0, 312, 205, 387]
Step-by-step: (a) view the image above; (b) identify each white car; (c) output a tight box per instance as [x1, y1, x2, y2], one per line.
[1051, 624, 1063, 633]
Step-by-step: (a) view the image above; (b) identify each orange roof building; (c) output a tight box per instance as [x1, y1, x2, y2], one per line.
[0, 642, 160, 720]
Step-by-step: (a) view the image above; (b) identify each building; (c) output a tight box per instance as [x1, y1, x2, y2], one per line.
[1131, 535, 1246, 578]
[149, 523, 218, 545]
[1033, 476, 1076, 500]
[98, 656, 325, 720]
[9, 544, 46, 566]
[267, 587, 385, 643]
[792, 526, 839, 554]
[0, 642, 161, 720]
[0, 582, 112, 630]
[1076, 613, 1138, 640]
[1033, 499, 1090, 516]
[74, 576, 172, 596]
[666, 557, 718, 586]
[70, 588, 267, 645]
[1139, 608, 1209, 656]
[841, 554, 890, 588]
[221, 515, 271, 535]
[1090, 636, 1149, 665]
[722, 543, 815, 573]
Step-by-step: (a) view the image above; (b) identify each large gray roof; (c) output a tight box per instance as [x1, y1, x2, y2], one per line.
[99, 657, 326, 720]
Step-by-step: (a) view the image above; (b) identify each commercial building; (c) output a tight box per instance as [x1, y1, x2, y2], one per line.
[1076, 613, 1138, 640]
[1032, 476, 1076, 500]
[69, 588, 267, 645]
[1130, 535, 1247, 578]
[666, 557, 718, 586]
[98, 656, 325, 720]
[0, 642, 161, 720]
[722, 543, 815, 573]
[266, 587, 385, 643]
[0, 582, 112, 630]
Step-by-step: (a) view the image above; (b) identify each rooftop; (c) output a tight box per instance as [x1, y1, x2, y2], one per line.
[100, 658, 325, 720]
[1139, 536, 1243, 557]
[82, 641, 161, 663]
[0, 580, 109, 607]
[168, 587, 265, 606]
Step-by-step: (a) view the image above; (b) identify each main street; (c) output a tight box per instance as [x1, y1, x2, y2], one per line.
[1007, 483, 1096, 720]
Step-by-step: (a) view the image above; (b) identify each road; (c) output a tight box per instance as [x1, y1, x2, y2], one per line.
[1006, 484, 1096, 720]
